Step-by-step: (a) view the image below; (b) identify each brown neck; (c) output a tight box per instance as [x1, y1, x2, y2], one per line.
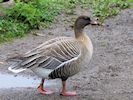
[74, 27, 85, 38]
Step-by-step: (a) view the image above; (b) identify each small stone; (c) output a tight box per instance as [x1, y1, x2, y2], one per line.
[106, 24, 109, 27]
[14, 74, 17, 77]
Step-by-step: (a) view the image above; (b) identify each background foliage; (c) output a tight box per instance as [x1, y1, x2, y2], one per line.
[0, 0, 130, 43]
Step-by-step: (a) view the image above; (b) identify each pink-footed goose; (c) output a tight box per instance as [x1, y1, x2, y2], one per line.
[8, 16, 98, 96]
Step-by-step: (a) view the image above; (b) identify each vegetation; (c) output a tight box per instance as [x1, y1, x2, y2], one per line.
[0, 19, 28, 42]
[0, 0, 130, 43]
[92, 0, 129, 22]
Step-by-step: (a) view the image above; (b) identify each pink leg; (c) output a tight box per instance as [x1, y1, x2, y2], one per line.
[37, 79, 53, 95]
[60, 81, 77, 96]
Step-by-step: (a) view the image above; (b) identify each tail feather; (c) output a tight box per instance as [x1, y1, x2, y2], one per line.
[7, 56, 26, 73]
[8, 66, 26, 73]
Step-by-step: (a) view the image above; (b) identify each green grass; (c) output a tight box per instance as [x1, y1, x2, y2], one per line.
[0, 0, 86, 43]
[0, 19, 29, 42]
[91, 0, 129, 22]
[0, 0, 130, 43]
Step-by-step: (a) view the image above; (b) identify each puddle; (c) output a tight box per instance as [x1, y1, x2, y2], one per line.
[0, 73, 60, 89]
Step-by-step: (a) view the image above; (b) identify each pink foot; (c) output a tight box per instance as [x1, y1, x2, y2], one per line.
[37, 85, 53, 95]
[60, 91, 77, 96]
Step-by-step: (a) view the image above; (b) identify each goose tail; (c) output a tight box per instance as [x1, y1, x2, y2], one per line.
[7, 57, 27, 73]
[8, 66, 26, 73]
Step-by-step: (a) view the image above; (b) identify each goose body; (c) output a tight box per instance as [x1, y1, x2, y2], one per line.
[9, 36, 93, 79]
[8, 16, 98, 96]
[31, 36, 93, 79]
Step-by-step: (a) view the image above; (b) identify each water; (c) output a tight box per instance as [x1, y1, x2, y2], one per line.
[0, 74, 60, 89]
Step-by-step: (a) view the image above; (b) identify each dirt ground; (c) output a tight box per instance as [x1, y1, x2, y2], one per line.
[0, 8, 133, 100]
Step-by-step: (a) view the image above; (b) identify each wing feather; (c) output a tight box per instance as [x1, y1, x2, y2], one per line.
[9, 37, 81, 71]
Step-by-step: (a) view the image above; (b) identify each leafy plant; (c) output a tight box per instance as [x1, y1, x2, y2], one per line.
[0, 0, 130, 43]
[92, 0, 129, 22]
[6, 1, 42, 28]
[0, 19, 29, 42]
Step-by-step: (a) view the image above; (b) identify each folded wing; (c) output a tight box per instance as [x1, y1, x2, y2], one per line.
[8, 37, 81, 73]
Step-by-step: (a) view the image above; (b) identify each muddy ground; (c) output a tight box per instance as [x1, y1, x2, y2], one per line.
[0, 8, 133, 100]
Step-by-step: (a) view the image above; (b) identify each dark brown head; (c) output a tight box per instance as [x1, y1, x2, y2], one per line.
[74, 16, 98, 29]
[74, 16, 98, 38]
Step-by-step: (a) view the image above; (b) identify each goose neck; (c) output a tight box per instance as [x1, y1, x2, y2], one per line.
[74, 28, 85, 38]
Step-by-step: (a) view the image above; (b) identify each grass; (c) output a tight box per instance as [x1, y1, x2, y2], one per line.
[91, 0, 130, 22]
[0, 19, 29, 42]
[0, 0, 85, 43]
[0, 0, 130, 43]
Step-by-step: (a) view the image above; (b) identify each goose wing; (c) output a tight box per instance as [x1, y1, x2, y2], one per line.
[9, 37, 82, 71]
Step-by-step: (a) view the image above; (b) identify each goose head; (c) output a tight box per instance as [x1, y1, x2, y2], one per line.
[74, 16, 98, 38]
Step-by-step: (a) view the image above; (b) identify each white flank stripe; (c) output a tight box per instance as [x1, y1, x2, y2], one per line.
[56, 50, 81, 69]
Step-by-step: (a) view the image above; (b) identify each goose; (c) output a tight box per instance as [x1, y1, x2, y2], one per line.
[8, 16, 98, 96]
